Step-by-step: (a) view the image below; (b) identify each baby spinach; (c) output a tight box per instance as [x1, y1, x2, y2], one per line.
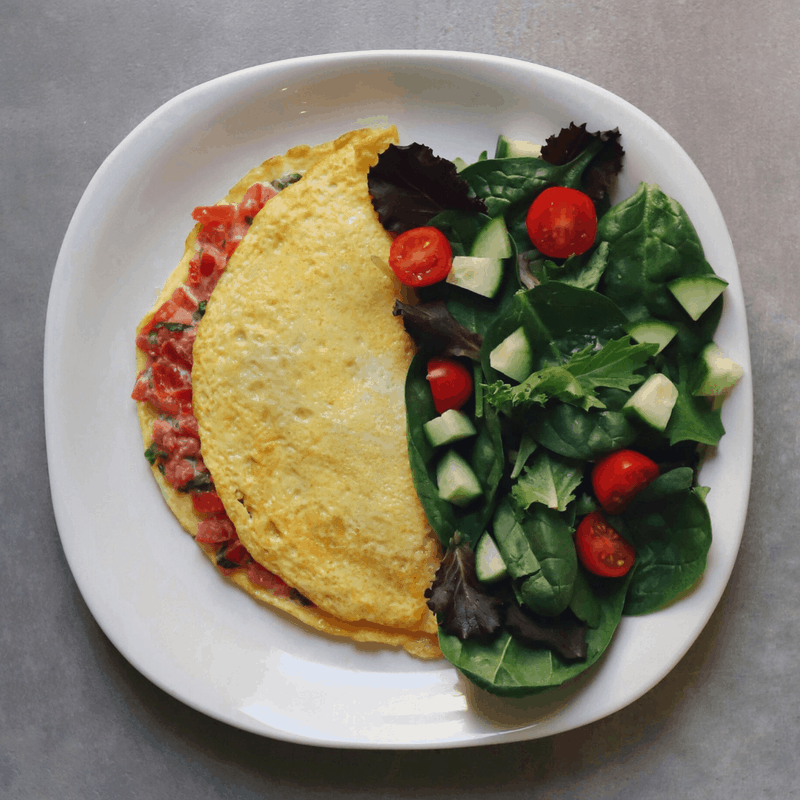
[527, 240, 610, 291]
[613, 488, 713, 615]
[527, 401, 639, 461]
[493, 498, 577, 617]
[629, 467, 695, 507]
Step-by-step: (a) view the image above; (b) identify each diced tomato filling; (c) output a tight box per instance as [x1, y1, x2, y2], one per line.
[131, 181, 292, 593]
[196, 513, 237, 544]
[191, 203, 236, 227]
[247, 562, 293, 597]
[192, 491, 226, 514]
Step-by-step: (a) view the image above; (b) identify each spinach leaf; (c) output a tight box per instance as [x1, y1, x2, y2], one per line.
[528, 401, 638, 460]
[629, 467, 694, 507]
[438, 568, 632, 697]
[492, 498, 577, 617]
[614, 487, 713, 615]
[665, 385, 725, 447]
[568, 567, 602, 628]
[545, 241, 610, 291]
[404, 352, 504, 547]
[658, 356, 725, 447]
[519, 242, 610, 294]
[597, 183, 722, 354]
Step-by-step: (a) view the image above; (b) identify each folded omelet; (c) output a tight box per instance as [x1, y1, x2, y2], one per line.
[136, 127, 441, 658]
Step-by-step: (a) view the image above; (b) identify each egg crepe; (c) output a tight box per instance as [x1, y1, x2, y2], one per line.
[135, 127, 441, 658]
[192, 127, 442, 638]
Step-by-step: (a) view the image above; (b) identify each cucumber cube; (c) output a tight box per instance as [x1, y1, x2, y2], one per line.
[668, 275, 728, 321]
[489, 327, 533, 383]
[436, 450, 483, 507]
[693, 343, 744, 396]
[446, 256, 504, 298]
[423, 409, 477, 448]
[624, 373, 679, 431]
[470, 216, 512, 259]
[475, 533, 508, 584]
[494, 135, 542, 159]
[625, 319, 678, 354]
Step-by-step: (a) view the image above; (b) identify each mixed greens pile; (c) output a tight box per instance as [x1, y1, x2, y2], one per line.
[368, 123, 738, 696]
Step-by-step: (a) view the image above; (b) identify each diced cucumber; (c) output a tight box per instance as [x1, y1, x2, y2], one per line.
[423, 409, 477, 448]
[489, 327, 533, 383]
[692, 343, 744, 397]
[623, 373, 679, 431]
[446, 256, 504, 298]
[624, 319, 678, 354]
[494, 135, 542, 159]
[470, 216, 512, 260]
[436, 450, 483, 507]
[667, 275, 728, 321]
[475, 533, 508, 584]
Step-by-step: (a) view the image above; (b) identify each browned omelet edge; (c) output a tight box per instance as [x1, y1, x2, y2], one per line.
[133, 128, 441, 660]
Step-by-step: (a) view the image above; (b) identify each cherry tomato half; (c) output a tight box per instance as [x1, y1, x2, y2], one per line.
[592, 449, 660, 515]
[575, 511, 636, 578]
[526, 186, 597, 259]
[426, 357, 473, 414]
[388, 226, 452, 287]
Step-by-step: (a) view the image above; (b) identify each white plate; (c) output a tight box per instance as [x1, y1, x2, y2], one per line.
[44, 51, 752, 748]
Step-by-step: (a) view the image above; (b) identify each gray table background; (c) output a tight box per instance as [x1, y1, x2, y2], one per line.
[3, 0, 797, 797]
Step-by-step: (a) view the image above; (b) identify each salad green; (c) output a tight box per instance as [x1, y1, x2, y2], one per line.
[368, 123, 740, 697]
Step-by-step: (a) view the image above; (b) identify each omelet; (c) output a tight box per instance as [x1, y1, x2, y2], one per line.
[134, 127, 441, 658]
[193, 127, 441, 637]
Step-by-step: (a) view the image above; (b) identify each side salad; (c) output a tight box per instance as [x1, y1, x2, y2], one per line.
[368, 123, 742, 697]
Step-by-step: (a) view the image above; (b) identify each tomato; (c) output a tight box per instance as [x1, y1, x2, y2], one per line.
[526, 186, 597, 259]
[575, 511, 636, 578]
[236, 182, 277, 224]
[388, 226, 452, 287]
[592, 449, 660, 514]
[191, 204, 236, 227]
[196, 514, 237, 544]
[192, 491, 226, 515]
[218, 540, 250, 567]
[426, 358, 473, 414]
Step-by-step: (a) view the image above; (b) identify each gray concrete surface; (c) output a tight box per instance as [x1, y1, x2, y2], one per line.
[2, 0, 798, 797]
